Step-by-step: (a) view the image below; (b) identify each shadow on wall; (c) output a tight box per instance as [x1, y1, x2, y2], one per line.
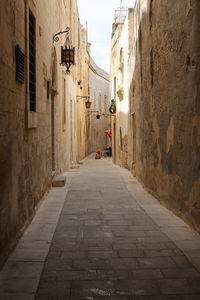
[112, 111, 129, 169]
[127, 0, 200, 233]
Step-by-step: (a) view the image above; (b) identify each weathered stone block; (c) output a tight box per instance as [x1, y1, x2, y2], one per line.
[52, 176, 66, 187]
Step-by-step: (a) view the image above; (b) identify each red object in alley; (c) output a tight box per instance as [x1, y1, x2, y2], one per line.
[105, 130, 111, 138]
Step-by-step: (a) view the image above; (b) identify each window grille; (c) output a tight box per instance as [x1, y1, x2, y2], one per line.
[16, 45, 25, 84]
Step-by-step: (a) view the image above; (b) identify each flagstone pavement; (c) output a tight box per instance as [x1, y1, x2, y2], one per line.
[0, 155, 200, 300]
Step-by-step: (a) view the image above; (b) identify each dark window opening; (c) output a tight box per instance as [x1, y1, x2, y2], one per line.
[16, 45, 25, 84]
[47, 80, 50, 99]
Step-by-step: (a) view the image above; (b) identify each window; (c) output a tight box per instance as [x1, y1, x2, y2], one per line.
[117, 49, 124, 101]
[16, 45, 25, 84]
[104, 95, 107, 113]
[98, 93, 101, 112]
[29, 10, 36, 111]
[47, 80, 50, 99]
[114, 77, 116, 100]
[119, 48, 124, 86]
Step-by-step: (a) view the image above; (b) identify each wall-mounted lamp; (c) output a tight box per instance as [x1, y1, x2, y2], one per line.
[86, 110, 101, 119]
[109, 99, 116, 114]
[53, 27, 75, 73]
[96, 114, 101, 119]
[87, 110, 101, 119]
[96, 113, 112, 119]
[88, 112, 111, 119]
[77, 81, 83, 90]
[85, 100, 92, 109]
[76, 96, 92, 109]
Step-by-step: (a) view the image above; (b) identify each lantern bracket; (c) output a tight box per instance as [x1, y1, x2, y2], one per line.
[76, 96, 91, 109]
[53, 27, 70, 42]
[76, 96, 90, 102]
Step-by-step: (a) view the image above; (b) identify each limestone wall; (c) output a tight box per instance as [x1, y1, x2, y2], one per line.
[111, 9, 135, 168]
[111, 0, 200, 232]
[0, 0, 89, 265]
[125, 0, 200, 232]
[76, 27, 89, 161]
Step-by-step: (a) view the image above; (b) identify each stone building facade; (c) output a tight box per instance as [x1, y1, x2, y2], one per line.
[111, 0, 200, 232]
[88, 56, 110, 154]
[0, 0, 90, 265]
[110, 7, 134, 167]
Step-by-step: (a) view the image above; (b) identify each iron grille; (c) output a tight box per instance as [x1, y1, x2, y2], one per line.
[29, 10, 36, 111]
[16, 45, 24, 84]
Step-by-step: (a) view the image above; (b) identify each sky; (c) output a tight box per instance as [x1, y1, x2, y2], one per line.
[77, 0, 136, 73]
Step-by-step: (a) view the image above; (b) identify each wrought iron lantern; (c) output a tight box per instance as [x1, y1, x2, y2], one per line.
[109, 99, 116, 114]
[96, 114, 101, 119]
[77, 96, 91, 109]
[61, 45, 75, 73]
[85, 99, 92, 109]
[53, 27, 75, 73]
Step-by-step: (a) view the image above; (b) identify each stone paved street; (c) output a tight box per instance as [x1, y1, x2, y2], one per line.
[1, 155, 200, 299]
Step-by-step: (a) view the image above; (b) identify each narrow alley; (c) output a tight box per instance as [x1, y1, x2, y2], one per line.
[0, 0, 200, 298]
[1, 156, 200, 299]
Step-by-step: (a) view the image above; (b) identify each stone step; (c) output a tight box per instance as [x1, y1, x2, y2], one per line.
[52, 175, 66, 187]
[70, 164, 80, 169]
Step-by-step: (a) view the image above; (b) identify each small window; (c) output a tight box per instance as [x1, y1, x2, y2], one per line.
[16, 45, 25, 84]
[114, 77, 116, 100]
[29, 10, 36, 111]
[119, 48, 124, 85]
[47, 80, 50, 99]
[104, 95, 107, 113]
